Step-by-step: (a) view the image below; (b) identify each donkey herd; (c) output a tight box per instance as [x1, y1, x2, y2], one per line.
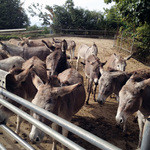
[0, 37, 149, 150]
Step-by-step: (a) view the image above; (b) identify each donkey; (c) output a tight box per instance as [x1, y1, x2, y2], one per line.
[0, 41, 51, 61]
[105, 53, 132, 71]
[52, 38, 76, 62]
[82, 54, 106, 104]
[0, 50, 9, 60]
[0, 56, 47, 134]
[44, 39, 71, 77]
[19, 37, 52, 47]
[29, 68, 86, 150]
[8, 38, 22, 46]
[0, 56, 25, 71]
[97, 69, 132, 105]
[76, 43, 98, 70]
[116, 71, 150, 148]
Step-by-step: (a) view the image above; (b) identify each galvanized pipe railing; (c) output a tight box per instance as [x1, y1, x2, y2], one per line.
[0, 88, 121, 150]
[141, 116, 150, 150]
[0, 124, 35, 150]
[0, 143, 6, 150]
[0, 98, 85, 150]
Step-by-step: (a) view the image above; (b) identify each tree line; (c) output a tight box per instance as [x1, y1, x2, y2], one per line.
[0, 0, 149, 63]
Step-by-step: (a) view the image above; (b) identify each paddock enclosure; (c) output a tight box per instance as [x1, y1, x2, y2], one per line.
[0, 36, 149, 150]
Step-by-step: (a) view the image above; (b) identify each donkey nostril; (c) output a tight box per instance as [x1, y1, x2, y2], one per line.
[36, 137, 40, 142]
[120, 118, 123, 124]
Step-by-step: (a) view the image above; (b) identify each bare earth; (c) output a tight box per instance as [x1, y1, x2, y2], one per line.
[0, 37, 149, 150]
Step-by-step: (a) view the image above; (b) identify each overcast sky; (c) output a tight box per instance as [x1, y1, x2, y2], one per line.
[21, 0, 115, 26]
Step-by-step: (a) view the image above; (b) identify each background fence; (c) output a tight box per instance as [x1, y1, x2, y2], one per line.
[113, 32, 135, 53]
[61, 29, 116, 38]
[0, 28, 116, 39]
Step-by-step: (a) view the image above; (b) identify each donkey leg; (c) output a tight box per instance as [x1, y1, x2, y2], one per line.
[76, 56, 79, 70]
[93, 83, 98, 102]
[72, 47, 75, 59]
[15, 115, 22, 134]
[86, 79, 93, 105]
[137, 112, 145, 148]
[61, 128, 69, 150]
[69, 49, 72, 63]
[52, 123, 59, 150]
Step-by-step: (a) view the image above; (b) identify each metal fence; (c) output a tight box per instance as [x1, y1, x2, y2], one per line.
[0, 87, 121, 150]
[0, 67, 121, 150]
[113, 32, 135, 53]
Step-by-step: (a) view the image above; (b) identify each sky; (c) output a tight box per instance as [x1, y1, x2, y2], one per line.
[21, 0, 115, 26]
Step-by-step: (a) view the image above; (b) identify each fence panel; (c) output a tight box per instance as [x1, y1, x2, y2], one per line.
[0, 87, 121, 150]
[113, 32, 135, 53]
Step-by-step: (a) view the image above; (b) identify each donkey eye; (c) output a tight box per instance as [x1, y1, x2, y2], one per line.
[128, 100, 133, 103]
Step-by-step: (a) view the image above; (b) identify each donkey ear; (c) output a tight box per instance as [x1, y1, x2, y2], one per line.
[31, 71, 44, 90]
[53, 83, 81, 98]
[136, 78, 150, 91]
[124, 53, 133, 60]
[15, 65, 33, 84]
[62, 39, 68, 52]
[19, 37, 23, 41]
[99, 65, 104, 74]
[129, 72, 138, 80]
[101, 61, 107, 67]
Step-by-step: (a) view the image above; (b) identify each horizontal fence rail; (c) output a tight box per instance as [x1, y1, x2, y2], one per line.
[0, 124, 35, 150]
[0, 88, 121, 150]
[141, 117, 150, 150]
[0, 97, 85, 150]
[0, 28, 26, 33]
[61, 29, 116, 38]
[0, 143, 6, 150]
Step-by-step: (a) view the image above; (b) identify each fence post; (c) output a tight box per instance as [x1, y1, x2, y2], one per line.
[141, 116, 150, 150]
[130, 37, 135, 53]
[113, 34, 117, 47]
[119, 32, 123, 51]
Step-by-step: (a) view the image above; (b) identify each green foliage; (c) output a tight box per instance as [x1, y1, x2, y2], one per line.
[104, 0, 150, 63]
[49, 1, 108, 33]
[0, 0, 29, 29]
[42, 27, 50, 34]
[134, 23, 150, 61]
[104, 0, 150, 27]
[26, 25, 40, 31]
[0, 34, 19, 40]
[28, 0, 118, 34]
[104, 6, 123, 30]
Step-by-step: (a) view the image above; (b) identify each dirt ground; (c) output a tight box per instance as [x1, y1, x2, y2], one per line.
[0, 37, 149, 150]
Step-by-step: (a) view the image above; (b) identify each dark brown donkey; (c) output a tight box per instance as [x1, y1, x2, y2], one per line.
[52, 38, 76, 62]
[43, 39, 71, 77]
[0, 56, 47, 134]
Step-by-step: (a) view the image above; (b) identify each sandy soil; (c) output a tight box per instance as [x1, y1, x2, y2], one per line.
[0, 37, 149, 150]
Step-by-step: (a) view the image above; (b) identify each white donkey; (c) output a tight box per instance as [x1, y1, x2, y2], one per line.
[76, 43, 98, 70]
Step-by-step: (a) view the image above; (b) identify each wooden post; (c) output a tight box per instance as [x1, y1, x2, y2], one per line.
[130, 37, 135, 53]
[119, 33, 123, 51]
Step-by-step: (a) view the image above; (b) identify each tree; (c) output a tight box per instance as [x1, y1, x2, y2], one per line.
[104, 0, 150, 63]
[0, 0, 29, 29]
[104, 0, 150, 27]
[104, 6, 123, 30]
